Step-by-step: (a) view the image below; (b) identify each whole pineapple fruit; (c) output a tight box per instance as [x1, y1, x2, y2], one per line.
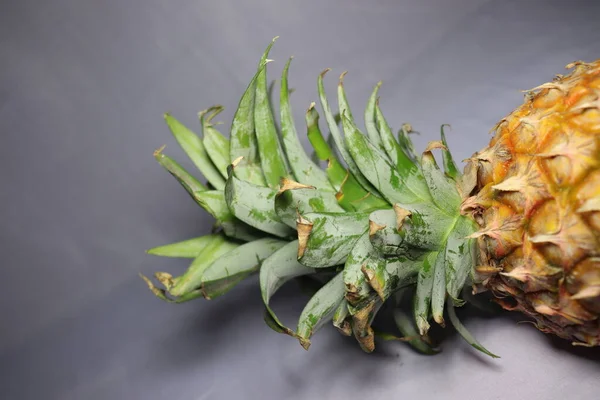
[142, 38, 600, 356]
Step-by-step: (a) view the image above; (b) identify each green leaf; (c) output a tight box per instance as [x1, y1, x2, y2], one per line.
[414, 251, 438, 335]
[296, 271, 346, 349]
[168, 236, 241, 297]
[445, 216, 478, 302]
[332, 299, 352, 336]
[401, 205, 455, 251]
[368, 209, 411, 256]
[420, 142, 461, 215]
[317, 70, 375, 195]
[447, 302, 500, 358]
[164, 113, 226, 190]
[362, 255, 421, 303]
[393, 308, 439, 355]
[193, 190, 262, 241]
[305, 105, 388, 212]
[200, 238, 287, 299]
[153, 147, 207, 195]
[200, 106, 231, 179]
[260, 240, 316, 336]
[341, 114, 434, 209]
[280, 58, 332, 190]
[229, 56, 268, 186]
[397, 123, 418, 163]
[225, 168, 295, 238]
[337, 74, 383, 197]
[440, 124, 460, 180]
[343, 232, 377, 307]
[431, 245, 447, 326]
[297, 211, 370, 268]
[364, 82, 385, 154]
[274, 178, 344, 228]
[374, 104, 417, 174]
[146, 234, 225, 258]
[254, 38, 290, 188]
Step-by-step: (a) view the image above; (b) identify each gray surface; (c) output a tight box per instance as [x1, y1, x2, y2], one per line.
[1, 0, 600, 399]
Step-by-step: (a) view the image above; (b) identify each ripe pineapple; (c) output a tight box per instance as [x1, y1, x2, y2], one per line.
[142, 38, 600, 356]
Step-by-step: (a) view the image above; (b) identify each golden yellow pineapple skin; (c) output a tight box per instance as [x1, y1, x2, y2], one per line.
[467, 60, 600, 346]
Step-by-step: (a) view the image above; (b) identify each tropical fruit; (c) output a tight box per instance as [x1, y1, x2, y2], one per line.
[142, 38, 600, 356]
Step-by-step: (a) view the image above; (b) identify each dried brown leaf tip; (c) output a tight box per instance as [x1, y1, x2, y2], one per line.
[296, 215, 314, 259]
[277, 177, 315, 195]
[393, 204, 411, 231]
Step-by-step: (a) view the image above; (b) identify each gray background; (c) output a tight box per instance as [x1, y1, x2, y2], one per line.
[2, 0, 600, 399]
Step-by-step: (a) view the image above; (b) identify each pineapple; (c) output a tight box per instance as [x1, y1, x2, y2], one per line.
[142, 38, 600, 356]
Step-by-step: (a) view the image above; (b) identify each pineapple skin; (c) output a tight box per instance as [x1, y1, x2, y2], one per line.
[466, 60, 600, 346]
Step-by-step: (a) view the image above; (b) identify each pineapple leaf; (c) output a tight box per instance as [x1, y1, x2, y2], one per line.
[368, 209, 409, 256]
[364, 82, 385, 154]
[343, 232, 378, 307]
[332, 299, 352, 336]
[374, 103, 415, 173]
[305, 104, 348, 192]
[392, 308, 439, 355]
[164, 113, 226, 190]
[341, 114, 433, 209]
[260, 240, 316, 336]
[200, 238, 287, 299]
[146, 234, 226, 258]
[254, 37, 290, 188]
[421, 142, 462, 215]
[153, 147, 207, 195]
[296, 271, 346, 349]
[167, 236, 240, 297]
[225, 166, 295, 238]
[317, 70, 377, 195]
[200, 106, 231, 179]
[194, 190, 263, 241]
[447, 302, 500, 358]
[350, 299, 382, 352]
[362, 255, 420, 303]
[229, 56, 268, 186]
[439, 124, 460, 180]
[297, 211, 371, 268]
[305, 105, 387, 212]
[431, 244, 447, 326]
[414, 251, 438, 335]
[445, 216, 478, 302]
[397, 123, 418, 162]
[274, 178, 344, 228]
[280, 58, 332, 190]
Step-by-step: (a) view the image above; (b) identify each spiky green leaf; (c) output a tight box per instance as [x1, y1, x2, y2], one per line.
[297, 211, 370, 268]
[364, 82, 385, 153]
[445, 216, 478, 302]
[254, 38, 290, 187]
[296, 271, 346, 349]
[225, 168, 295, 238]
[280, 58, 332, 190]
[164, 113, 226, 190]
[260, 240, 316, 336]
[194, 190, 262, 241]
[154, 147, 207, 195]
[200, 106, 231, 179]
[200, 238, 287, 299]
[440, 125, 460, 180]
[146, 234, 225, 258]
[274, 179, 344, 228]
[447, 302, 500, 358]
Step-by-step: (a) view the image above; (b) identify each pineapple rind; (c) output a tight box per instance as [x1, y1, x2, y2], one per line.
[467, 60, 600, 347]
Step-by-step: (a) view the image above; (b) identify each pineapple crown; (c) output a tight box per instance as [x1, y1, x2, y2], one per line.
[142, 37, 498, 357]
